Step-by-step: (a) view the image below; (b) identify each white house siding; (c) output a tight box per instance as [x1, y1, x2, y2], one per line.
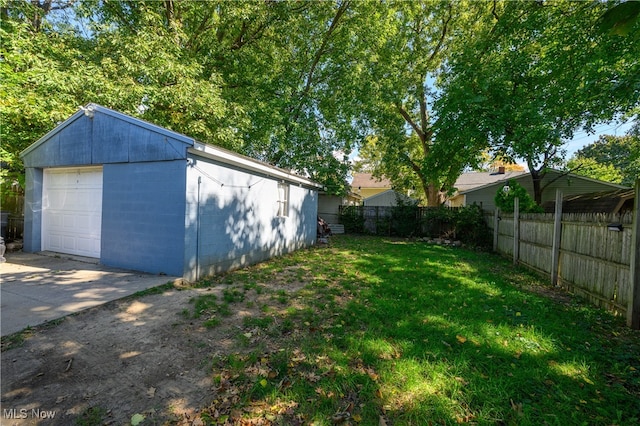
[184, 154, 317, 281]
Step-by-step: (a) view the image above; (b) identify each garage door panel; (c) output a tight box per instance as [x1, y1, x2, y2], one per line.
[43, 167, 103, 258]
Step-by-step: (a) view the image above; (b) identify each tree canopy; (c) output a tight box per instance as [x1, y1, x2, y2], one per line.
[435, 0, 640, 204]
[568, 133, 640, 186]
[1, 0, 369, 195]
[2, 1, 638, 203]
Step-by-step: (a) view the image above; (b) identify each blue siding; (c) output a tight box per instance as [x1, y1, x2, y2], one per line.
[184, 155, 318, 281]
[101, 161, 186, 276]
[21, 104, 319, 280]
[22, 168, 43, 252]
[22, 107, 191, 168]
[57, 119, 92, 164]
[91, 113, 130, 163]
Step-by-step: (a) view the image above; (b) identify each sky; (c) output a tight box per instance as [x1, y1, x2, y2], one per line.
[564, 120, 634, 157]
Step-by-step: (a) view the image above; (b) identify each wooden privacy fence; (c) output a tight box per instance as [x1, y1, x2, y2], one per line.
[487, 182, 640, 328]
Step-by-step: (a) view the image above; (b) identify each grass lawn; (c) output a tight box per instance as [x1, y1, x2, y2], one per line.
[189, 235, 640, 425]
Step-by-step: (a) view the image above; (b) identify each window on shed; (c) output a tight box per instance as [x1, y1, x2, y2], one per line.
[277, 182, 289, 217]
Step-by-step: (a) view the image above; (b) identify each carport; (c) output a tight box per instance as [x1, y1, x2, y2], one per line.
[0, 251, 179, 336]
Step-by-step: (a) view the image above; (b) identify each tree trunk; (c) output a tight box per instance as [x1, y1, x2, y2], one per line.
[530, 170, 543, 205]
[425, 182, 445, 206]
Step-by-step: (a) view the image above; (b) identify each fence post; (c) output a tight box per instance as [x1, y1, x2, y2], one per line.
[627, 178, 640, 329]
[551, 189, 563, 287]
[513, 197, 519, 265]
[493, 208, 500, 252]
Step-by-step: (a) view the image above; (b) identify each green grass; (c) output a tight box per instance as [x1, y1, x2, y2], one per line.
[75, 406, 107, 426]
[191, 235, 640, 425]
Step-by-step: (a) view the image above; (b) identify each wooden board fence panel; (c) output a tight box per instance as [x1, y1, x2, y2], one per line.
[488, 209, 635, 318]
[559, 251, 629, 314]
[561, 222, 631, 265]
[519, 242, 553, 275]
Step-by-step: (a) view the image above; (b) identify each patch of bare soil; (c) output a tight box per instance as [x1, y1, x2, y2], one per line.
[0, 279, 292, 426]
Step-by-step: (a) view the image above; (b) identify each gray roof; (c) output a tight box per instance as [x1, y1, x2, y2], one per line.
[454, 171, 528, 193]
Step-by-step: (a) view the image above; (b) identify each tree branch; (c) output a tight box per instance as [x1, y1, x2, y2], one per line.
[287, 0, 350, 131]
[395, 103, 425, 142]
[426, 3, 452, 66]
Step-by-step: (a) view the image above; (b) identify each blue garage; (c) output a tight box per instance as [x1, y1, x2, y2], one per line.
[21, 104, 320, 281]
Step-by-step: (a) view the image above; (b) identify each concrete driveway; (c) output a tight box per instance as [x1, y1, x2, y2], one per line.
[0, 251, 180, 336]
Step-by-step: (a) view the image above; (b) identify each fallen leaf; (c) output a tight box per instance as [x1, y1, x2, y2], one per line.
[147, 386, 156, 398]
[131, 413, 146, 426]
[454, 376, 468, 386]
[260, 378, 268, 387]
[379, 415, 388, 426]
[456, 335, 467, 344]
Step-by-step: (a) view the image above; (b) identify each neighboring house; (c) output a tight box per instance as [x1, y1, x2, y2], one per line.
[318, 191, 362, 224]
[542, 188, 635, 214]
[448, 167, 528, 207]
[351, 172, 392, 199]
[363, 189, 417, 207]
[20, 104, 321, 281]
[454, 169, 629, 212]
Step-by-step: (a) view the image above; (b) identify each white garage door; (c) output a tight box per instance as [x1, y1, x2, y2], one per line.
[42, 167, 103, 258]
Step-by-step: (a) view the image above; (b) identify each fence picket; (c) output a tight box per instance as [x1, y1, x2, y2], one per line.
[492, 209, 635, 319]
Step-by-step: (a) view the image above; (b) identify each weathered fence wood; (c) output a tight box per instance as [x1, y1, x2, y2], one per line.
[552, 189, 563, 286]
[628, 179, 640, 329]
[513, 197, 519, 265]
[492, 205, 635, 322]
[493, 208, 500, 252]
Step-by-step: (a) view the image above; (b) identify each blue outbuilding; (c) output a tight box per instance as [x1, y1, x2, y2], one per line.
[21, 104, 320, 281]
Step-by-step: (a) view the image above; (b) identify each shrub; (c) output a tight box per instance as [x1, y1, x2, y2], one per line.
[421, 206, 456, 238]
[389, 197, 421, 237]
[494, 179, 543, 213]
[454, 204, 492, 248]
[339, 205, 365, 233]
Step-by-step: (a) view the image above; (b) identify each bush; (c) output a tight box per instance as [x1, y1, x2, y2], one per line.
[389, 198, 421, 237]
[454, 204, 492, 248]
[421, 206, 456, 238]
[339, 205, 365, 234]
[494, 179, 543, 213]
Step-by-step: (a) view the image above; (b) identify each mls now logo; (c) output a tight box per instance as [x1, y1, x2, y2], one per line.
[3, 409, 56, 419]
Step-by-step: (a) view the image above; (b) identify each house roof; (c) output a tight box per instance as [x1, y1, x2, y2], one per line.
[351, 172, 392, 189]
[454, 171, 528, 193]
[458, 169, 628, 195]
[542, 188, 635, 214]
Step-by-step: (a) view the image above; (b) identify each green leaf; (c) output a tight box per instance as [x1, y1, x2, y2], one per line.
[131, 413, 145, 425]
[599, 2, 640, 36]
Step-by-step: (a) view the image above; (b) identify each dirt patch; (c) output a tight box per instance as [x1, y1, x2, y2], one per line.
[0, 278, 293, 426]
